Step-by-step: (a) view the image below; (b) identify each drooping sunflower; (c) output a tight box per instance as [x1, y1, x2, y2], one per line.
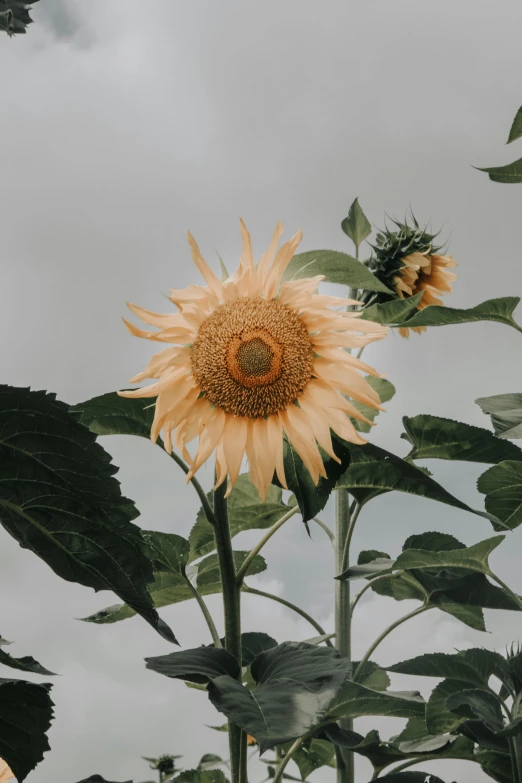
[363, 216, 457, 338]
[118, 221, 388, 501]
[0, 760, 14, 783]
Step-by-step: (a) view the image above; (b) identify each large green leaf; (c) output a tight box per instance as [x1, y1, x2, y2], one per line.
[387, 649, 512, 692]
[335, 441, 500, 524]
[394, 535, 504, 575]
[145, 646, 240, 684]
[476, 393, 522, 440]
[326, 682, 425, 721]
[426, 679, 475, 735]
[282, 250, 394, 294]
[446, 689, 504, 734]
[476, 749, 513, 783]
[141, 531, 190, 574]
[478, 461, 522, 530]
[352, 533, 518, 630]
[189, 474, 290, 562]
[401, 415, 522, 464]
[0, 0, 38, 37]
[391, 297, 522, 332]
[207, 642, 349, 752]
[0, 386, 175, 644]
[80, 550, 266, 625]
[0, 643, 57, 677]
[71, 391, 156, 440]
[507, 106, 522, 144]
[360, 293, 424, 325]
[0, 679, 54, 782]
[341, 198, 372, 251]
[477, 158, 522, 184]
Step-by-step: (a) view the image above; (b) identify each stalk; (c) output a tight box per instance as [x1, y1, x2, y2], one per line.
[213, 477, 245, 783]
[334, 283, 360, 783]
[334, 488, 354, 783]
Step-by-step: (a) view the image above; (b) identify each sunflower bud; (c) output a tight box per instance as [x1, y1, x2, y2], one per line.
[363, 215, 457, 338]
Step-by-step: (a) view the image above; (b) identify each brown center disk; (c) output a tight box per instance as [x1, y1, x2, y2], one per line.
[191, 296, 314, 417]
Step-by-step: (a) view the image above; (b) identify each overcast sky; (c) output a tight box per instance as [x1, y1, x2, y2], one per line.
[2, 1, 522, 781]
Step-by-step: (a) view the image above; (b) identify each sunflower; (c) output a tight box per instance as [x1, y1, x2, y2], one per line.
[0, 760, 14, 783]
[363, 215, 457, 338]
[118, 220, 388, 501]
[393, 251, 457, 338]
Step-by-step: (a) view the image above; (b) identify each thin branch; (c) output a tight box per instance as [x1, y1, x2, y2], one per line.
[341, 502, 362, 573]
[242, 585, 333, 646]
[312, 516, 335, 547]
[353, 605, 430, 680]
[271, 736, 307, 783]
[183, 575, 222, 648]
[350, 573, 395, 614]
[235, 507, 299, 585]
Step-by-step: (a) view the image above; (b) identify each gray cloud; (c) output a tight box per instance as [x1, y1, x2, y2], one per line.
[2, 0, 522, 781]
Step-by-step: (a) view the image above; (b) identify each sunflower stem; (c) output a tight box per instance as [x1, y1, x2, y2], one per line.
[213, 476, 244, 783]
[334, 488, 354, 783]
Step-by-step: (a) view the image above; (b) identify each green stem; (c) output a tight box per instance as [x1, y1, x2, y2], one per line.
[350, 573, 394, 614]
[183, 576, 222, 647]
[271, 736, 307, 783]
[335, 488, 354, 783]
[386, 754, 448, 775]
[213, 477, 244, 783]
[312, 516, 335, 547]
[340, 503, 362, 573]
[242, 585, 333, 646]
[236, 507, 299, 585]
[353, 605, 430, 680]
[489, 571, 522, 612]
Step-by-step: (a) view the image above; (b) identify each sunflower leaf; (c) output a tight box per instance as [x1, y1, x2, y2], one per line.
[0, 679, 55, 782]
[145, 646, 241, 684]
[507, 106, 522, 144]
[476, 158, 522, 183]
[0, 386, 176, 645]
[282, 250, 395, 294]
[207, 642, 349, 753]
[401, 414, 522, 464]
[360, 292, 424, 325]
[334, 441, 503, 526]
[392, 296, 522, 332]
[341, 198, 372, 250]
[476, 393, 522, 440]
[478, 460, 522, 530]
[172, 771, 229, 783]
[326, 681, 425, 722]
[79, 551, 266, 625]
[0, 645, 57, 677]
[362, 774, 448, 783]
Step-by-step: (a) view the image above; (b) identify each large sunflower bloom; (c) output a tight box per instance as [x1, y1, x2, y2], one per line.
[118, 221, 388, 501]
[394, 251, 457, 338]
[0, 760, 14, 783]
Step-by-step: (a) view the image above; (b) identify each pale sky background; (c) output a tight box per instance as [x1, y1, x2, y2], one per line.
[2, 1, 522, 782]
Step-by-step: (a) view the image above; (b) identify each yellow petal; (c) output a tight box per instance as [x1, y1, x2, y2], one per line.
[187, 232, 224, 301]
[263, 230, 303, 299]
[256, 221, 285, 285]
[187, 408, 227, 480]
[266, 414, 288, 489]
[223, 416, 249, 495]
[279, 406, 326, 484]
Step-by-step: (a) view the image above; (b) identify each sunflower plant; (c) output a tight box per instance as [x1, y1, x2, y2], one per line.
[1, 185, 522, 783]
